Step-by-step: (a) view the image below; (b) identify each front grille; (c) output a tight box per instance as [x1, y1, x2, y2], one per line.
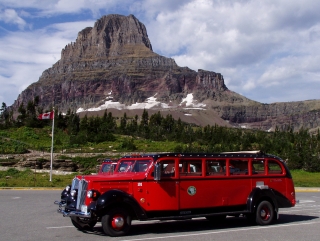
[76, 179, 88, 210]
[71, 177, 80, 190]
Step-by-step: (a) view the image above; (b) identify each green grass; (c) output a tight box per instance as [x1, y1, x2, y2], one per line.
[123, 138, 178, 152]
[1, 127, 320, 187]
[291, 170, 320, 187]
[0, 168, 75, 188]
[0, 126, 69, 152]
[0, 127, 182, 153]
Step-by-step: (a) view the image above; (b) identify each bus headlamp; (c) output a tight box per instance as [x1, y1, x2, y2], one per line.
[87, 190, 100, 199]
[70, 189, 77, 197]
[65, 185, 71, 192]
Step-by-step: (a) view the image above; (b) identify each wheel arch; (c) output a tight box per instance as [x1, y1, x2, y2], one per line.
[247, 188, 279, 217]
[95, 189, 147, 220]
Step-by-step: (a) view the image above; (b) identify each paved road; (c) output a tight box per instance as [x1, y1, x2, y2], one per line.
[0, 190, 319, 241]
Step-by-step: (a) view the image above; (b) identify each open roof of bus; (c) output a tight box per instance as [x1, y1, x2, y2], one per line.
[221, 150, 263, 154]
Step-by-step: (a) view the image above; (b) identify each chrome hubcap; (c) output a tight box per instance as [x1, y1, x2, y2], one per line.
[260, 209, 266, 218]
[113, 216, 124, 228]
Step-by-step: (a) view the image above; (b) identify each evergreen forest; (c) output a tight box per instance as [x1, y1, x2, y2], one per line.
[1, 100, 320, 172]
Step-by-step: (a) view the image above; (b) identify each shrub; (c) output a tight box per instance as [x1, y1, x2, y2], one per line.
[118, 138, 137, 151]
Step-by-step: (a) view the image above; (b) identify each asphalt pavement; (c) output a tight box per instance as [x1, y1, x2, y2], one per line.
[1, 190, 319, 241]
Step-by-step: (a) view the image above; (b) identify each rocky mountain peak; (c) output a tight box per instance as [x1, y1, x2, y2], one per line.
[14, 14, 230, 112]
[60, 14, 153, 63]
[9, 14, 320, 132]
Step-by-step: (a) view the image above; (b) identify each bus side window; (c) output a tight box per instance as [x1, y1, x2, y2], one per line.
[102, 164, 111, 173]
[180, 160, 202, 176]
[161, 160, 175, 177]
[268, 160, 283, 174]
[118, 161, 134, 172]
[229, 160, 248, 175]
[206, 160, 226, 176]
[190, 161, 202, 173]
[252, 160, 265, 175]
[132, 160, 150, 172]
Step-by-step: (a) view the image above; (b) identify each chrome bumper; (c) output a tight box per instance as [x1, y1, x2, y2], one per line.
[57, 207, 91, 218]
[55, 200, 91, 218]
[54, 200, 66, 207]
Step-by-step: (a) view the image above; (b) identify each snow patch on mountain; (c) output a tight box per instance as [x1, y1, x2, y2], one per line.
[76, 93, 206, 113]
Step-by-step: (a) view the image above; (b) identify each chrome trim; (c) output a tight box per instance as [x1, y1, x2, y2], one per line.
[57, 208, 91, 218]
[76, 179, 88, 210]
[71, 177, 80, 191]
[54, 200, 66, 207]
[113, 217, 124, 228]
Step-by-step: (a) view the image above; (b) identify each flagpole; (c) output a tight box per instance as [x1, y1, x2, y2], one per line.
[50, 107, 55, 182]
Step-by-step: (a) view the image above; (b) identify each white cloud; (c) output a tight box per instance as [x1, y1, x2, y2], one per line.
[0, 20, 94, 105]
[0, 0, 130, 18]
[242, 79, 256, 91]
[0, 0, 320, 106]
[141, 0, 320, 103]
[0, 8, 27, 29]
[0, 21, 94, 64]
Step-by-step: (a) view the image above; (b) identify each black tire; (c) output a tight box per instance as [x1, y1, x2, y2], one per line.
[101, 207, 132, 237]
[255, 200, 274, 225]
[70, 217, 97, 230]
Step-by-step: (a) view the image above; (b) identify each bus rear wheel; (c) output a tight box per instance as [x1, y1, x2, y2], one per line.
[255, 200, 274, 225]
[101, 207, 132, 237]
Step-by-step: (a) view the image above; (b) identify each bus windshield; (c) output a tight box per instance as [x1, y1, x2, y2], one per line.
[117, 159, 151, 173]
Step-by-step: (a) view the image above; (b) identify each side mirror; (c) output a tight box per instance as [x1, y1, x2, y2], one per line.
[154, 163, 161, 181]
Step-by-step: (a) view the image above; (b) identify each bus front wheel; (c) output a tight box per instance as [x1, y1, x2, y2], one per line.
[71, 217, 96, 230]
[101, 207, 132, 237]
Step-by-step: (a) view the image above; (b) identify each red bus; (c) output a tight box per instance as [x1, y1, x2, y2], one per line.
[55, 151, 296, 237]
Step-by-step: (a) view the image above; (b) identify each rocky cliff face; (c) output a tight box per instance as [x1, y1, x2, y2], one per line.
[13, 14, 228, 111]
[10, 14, 320, 132]
[215, 100, 320, 131]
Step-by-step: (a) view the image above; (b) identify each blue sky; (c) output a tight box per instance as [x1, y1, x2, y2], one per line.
[0, 0, 320, 107]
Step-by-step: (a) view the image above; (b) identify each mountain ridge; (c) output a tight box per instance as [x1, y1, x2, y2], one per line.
[9, 14, 320, 132]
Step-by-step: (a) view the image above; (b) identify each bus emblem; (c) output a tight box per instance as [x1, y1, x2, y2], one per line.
[187, 186, 197, 196]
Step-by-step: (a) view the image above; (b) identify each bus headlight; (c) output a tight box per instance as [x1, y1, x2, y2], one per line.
[65, 185, 71, 192]
[87, 190, 100, 199]
[70, 189, 77, 197]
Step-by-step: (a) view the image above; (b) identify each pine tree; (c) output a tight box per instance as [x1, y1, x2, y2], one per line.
[139, 109, 150, 139]
[127, 115, 138, 136]
[149, 111, 163, 140]
[17, 103, 27, 126]
[120, 113, 128, 134]
[0, 102, 10, 128]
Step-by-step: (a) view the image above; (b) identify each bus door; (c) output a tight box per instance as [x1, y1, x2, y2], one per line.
[200, 159, 228, 207]
[225, 158, 251, 205]
[179, 158, 206, 209]
[144, 158, 179, 211]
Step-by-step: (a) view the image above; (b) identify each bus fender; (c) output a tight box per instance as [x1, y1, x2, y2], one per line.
[95, 189, 147, 219]
[246, 188, 279, 215]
